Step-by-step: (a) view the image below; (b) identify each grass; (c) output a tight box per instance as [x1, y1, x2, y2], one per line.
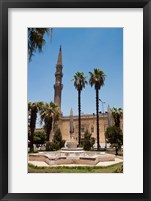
[28, 162, 123, 173]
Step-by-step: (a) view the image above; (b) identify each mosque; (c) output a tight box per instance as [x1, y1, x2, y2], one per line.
[51, 46, 123, 147]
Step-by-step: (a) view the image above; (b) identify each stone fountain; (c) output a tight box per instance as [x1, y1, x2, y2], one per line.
[29, 111, 115, 166]
[60, 141, 85, 157]
[29, 141, 115, 166]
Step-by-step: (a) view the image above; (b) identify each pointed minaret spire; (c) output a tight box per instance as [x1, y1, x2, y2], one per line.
[54, 46, 63, 112]
[57, 45, 62, 65]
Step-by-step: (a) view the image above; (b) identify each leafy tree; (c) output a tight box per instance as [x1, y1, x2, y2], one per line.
[72, 72, 87, 146]
[82, 130, 95, 151]
[105, 126, 123, 155]
[112, 107, 123, 127]
[40, 102, 59, 141]
[89, 68, 106, 150]
[28, 102, 43, 152]
[33, 131, 46, 145]
[28, 28, 53, 61]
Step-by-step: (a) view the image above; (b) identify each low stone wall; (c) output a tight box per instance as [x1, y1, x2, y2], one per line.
[29, 153, 115, 166]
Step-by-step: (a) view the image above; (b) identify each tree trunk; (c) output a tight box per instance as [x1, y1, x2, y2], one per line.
[30, 128, 34, 153]
[49, 116, 53, 142]
[78, 90, 81, 146]
[46, 123, 49, 141]
[115, 147, 118, 155]
[30, 111, 37, 153]
[96, 88, 100, 151]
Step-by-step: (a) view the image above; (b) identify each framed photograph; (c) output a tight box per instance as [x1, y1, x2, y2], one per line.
[0, 0, 151, 201]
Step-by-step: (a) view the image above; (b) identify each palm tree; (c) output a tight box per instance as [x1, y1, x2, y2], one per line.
[112, 107, 123, 128]
[72, 72, 87, 146]
[28, 28, 53, 61]
[89, 68, 106, 150]
[40, 102, 60, 141]
[28, 102, 43, 152]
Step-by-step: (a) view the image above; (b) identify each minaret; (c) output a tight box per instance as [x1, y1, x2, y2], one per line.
[54, 46, 63, 112]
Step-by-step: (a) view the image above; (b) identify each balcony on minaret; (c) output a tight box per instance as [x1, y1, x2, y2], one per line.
[54, 83, 63, 89]
[55, 71, 63, 77]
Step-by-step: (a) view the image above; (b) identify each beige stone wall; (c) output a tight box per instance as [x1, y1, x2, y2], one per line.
[36, 114, 123, 145]
[59, 114, 110, 144]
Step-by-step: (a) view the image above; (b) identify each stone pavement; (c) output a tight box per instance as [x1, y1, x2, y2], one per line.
[28, 157, 123, 167]
[96, 157, 122, 166]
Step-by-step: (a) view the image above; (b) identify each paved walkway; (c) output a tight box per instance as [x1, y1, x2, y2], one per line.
[29, 161, 49, 167]
[28, 158, 123, 167]
[96, 158, 122, 166]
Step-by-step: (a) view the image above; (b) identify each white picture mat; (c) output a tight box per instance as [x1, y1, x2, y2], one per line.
[8, 8, 143, 193]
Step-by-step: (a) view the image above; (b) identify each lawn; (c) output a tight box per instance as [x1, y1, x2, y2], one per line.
[28, 162, 123, 173]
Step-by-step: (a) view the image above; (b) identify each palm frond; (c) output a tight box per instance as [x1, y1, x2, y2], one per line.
[89, 68, 106, 90]
[72, 71, 87, 91]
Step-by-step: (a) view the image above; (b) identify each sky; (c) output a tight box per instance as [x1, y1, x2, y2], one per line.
[28, 28, 123, 119]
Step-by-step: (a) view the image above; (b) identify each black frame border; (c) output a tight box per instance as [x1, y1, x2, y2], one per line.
[0, 0, 151, 201]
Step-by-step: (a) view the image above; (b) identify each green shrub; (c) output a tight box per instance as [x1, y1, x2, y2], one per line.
[90, 137, 95, 147]
[33, 131, 46, 145]
[83, 130, 95, 151]
[61, 140, 65, 148]
[105, 126, 123, 155]
[52, 128, 65, 150]
[45, 128, 65, 151]
[46, 141, 54, 151]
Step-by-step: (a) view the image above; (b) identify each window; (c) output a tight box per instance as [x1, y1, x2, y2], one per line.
[91, 126, 94, 133]
[81, 127, 85, 132]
